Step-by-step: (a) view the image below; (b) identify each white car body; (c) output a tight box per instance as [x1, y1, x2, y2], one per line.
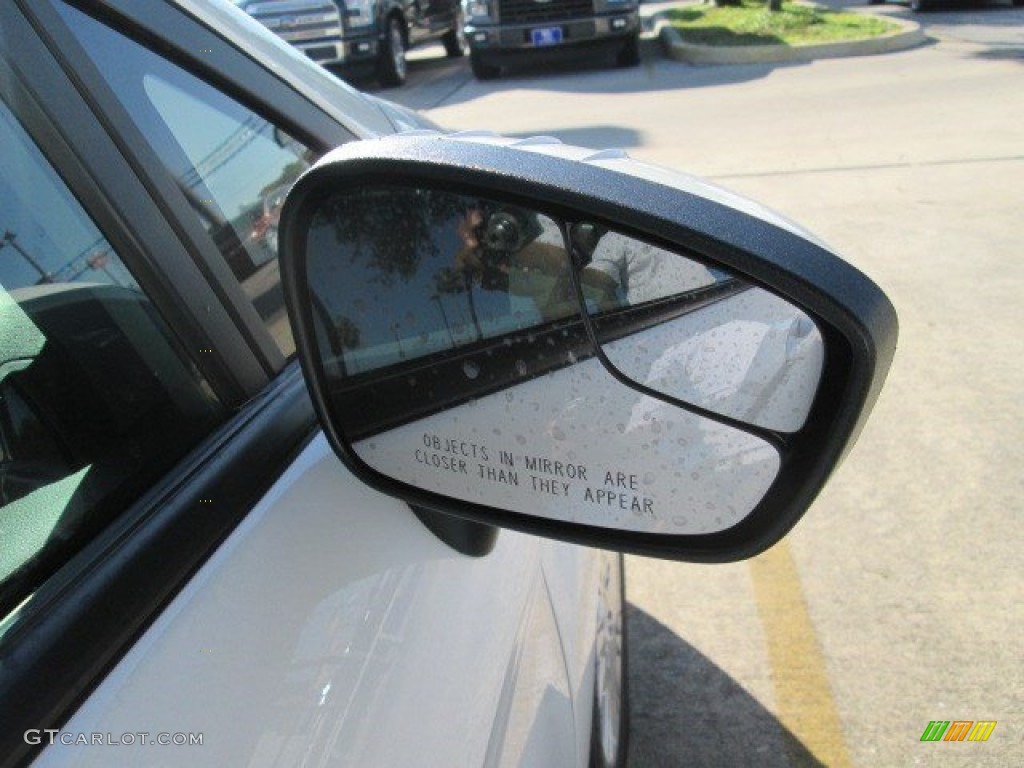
[0, 3, 896, 766]
[0, 2, 615, 766]
[31, 434, 608, 768]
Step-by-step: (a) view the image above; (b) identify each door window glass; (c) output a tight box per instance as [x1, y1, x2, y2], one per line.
[0, 96, 227, 616]
[57, 2, 318, 357]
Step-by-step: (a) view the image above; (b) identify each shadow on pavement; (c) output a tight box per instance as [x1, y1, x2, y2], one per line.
[823, 0, 1023, 23]
[626, 604, 825, 768]
[506, 126, 644, 149]
[364, 40, 795, 111]
[971, 46, 1024, 59]
[441, 46, 788, 106]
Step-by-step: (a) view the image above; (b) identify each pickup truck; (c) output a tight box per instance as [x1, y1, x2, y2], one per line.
[235, 0, 466, 86]
[463, 0, 641, 79]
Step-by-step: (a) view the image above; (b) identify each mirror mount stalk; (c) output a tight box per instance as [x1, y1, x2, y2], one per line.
[410, 504, 499, 557]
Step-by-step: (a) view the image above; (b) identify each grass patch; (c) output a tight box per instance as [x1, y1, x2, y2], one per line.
[667, 1, 901, 47]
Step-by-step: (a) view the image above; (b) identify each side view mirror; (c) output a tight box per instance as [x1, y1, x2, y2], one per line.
[279, 133, 897, 562]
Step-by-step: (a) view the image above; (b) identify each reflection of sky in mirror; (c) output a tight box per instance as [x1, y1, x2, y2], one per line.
[306, 192, 563, 374]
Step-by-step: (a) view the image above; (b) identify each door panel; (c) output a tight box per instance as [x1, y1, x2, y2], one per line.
[32, 435, 591, 767]
[542, 545, 609, 765]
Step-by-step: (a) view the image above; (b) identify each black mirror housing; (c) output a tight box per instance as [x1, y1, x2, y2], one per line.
[279, 132, 897, 562]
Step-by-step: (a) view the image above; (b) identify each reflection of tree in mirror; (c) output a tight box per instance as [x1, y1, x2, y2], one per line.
[434, 266, 482, 341]
[334, 315, 361, 350]
[434, 266, 467, 296]
[315, 188, 466, 286]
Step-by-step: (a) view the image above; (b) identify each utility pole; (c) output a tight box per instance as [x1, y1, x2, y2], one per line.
[1, 230, 52, 284]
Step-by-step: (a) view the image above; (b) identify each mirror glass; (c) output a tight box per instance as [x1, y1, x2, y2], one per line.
[304, 186, 577, 377]
[574, 226, 824, 433]
[299, 187, 819, 534]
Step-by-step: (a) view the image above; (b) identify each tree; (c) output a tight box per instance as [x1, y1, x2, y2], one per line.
[314, 188, 466, 285]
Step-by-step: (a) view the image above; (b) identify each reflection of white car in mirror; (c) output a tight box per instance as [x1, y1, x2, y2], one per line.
[1, 2, 896, 767]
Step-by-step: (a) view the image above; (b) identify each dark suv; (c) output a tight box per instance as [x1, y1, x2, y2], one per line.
[235, 0, 466, 86]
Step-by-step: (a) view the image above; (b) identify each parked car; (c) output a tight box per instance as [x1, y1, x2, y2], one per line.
[868, 0, 1022, 12]
[0, 1, 895, 767]
[234, 0, 466, 86]
[463, 0, 641, 79]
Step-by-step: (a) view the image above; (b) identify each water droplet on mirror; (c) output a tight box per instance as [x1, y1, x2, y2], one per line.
[463, 361, 480, 380]
[516, 434, 527, 445]
[551, 427, 567, 441]
[644, 473, 655, 484]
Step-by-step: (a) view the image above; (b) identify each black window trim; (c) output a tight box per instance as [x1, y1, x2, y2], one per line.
[87, 0, 356, 153]
[21, 0, 360, 381]
[0, 364, 319, 768]
[0, 5, 329, 764]
[0, 10, 263, 403]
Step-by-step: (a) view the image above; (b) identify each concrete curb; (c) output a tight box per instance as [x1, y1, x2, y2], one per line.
[653, 7, 926, 65]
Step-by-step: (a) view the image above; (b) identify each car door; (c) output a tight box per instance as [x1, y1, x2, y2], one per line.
[1, 1, 599, 766]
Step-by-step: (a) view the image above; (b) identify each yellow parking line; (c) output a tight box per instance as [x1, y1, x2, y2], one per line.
[749, 539, 851, 768]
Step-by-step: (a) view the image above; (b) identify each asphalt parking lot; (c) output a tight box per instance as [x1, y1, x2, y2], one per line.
[366, 6, 1024, 764]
